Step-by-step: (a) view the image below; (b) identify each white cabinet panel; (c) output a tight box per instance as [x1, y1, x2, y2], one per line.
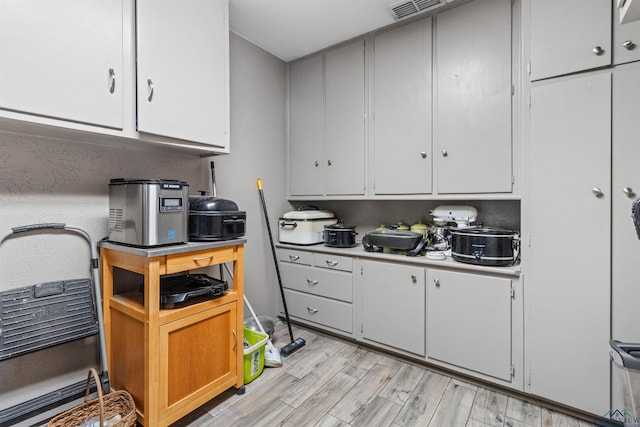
[136, 0, 229, 148]
[530, 0, 611, 80]
[0, 0, 123, 128]
[529, 72, 611, 414]
[360, 260, 425, 356]
[280, 263, 353, 303]
[325, 40, 366, 196]
[290, 55, 324, 196]
[435, 0, 512, 194]
[373, 18, 432, 195]
[284, 289, 353, 334]
[613, 0, 640, 65]
[427, 269, 512, 381]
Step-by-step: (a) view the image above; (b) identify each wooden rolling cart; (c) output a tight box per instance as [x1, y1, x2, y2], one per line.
[99, 240, 245, 427]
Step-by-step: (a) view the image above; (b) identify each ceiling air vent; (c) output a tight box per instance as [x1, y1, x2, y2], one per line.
[390, 0, 446, 21]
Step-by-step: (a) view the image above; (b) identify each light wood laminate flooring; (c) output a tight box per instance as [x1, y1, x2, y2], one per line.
[171, 322, 598, 427]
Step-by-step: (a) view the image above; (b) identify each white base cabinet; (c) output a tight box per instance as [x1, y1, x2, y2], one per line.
[359, 260, 426, 356]
[427, 269, 513, 382]
[278, 249, 355, 336]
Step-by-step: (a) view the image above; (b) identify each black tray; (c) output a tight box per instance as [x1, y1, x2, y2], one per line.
[158, 274, 228, 309]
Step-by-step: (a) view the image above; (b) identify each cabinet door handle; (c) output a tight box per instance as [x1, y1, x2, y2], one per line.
[592, 46, 604, 55]
[326, 260, 338, 267]
[421, 152, 427, 159]
[434, 278, 440, 287]
[592, 187, 604, 197]
[289, 255, 300, 261]
[232, 329, 237, 351]
[307, 279, 318, 286]
[193, 255, 214, 262]
[108, 68, 115, 94]
[411, 275, 417, 283]
[442, 149, 448, 157]
[147, 78, 154, 102]
[624, 187, 636, 197]
[314, 161, 319, 167]
[307, 306, 318, 314]
[623, 40, 635, 50]
[328, 160, 332, 166]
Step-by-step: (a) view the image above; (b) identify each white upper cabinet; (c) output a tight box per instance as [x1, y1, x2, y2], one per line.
[324, 40, 366, 196]
[435, 0, 513, 194]
[289, 55, 324, 196]
[136, 0, 229, 150]
[530, 0, 611, 81]
[0, 0, 124, 129]
[372, 18, 433, 195]
[613, 0, 640, 65]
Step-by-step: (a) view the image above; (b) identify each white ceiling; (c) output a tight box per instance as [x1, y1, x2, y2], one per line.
[229, 0, 399, 62]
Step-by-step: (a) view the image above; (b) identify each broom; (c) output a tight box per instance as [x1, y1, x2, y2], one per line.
[257, 178, 305, 357]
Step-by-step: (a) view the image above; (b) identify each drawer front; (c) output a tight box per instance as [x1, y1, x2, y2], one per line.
[166, 247, 235, 274]
[281, 263, 353, 302]
[313, 253, 353, 272]
[284, 289, 353, 333]
[278, 248, 313, 266]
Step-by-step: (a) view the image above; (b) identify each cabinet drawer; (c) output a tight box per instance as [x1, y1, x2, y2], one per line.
[284, 289, 352, 333]
[281, 263, 353, 302]
[313, 253, 353, 272]
[166, 247, 234, 274]
[278, 248, 313, 266]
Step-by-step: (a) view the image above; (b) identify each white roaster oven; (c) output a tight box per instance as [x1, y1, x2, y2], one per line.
[278, 208, 337, 245]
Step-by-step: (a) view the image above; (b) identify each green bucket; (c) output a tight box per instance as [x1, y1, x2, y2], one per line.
[243, 326, 268, 384]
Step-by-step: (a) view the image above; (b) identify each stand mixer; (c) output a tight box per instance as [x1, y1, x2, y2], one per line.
[428, 205, 478, 251]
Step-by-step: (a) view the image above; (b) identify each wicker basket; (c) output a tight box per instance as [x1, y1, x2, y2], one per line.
[48, 368, 136, 427]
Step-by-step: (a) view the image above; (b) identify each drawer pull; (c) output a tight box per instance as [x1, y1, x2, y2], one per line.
[289, 255, 300, 261]
[193, 255, 214, 262]
[325, 260, 339, 267]
[307, 306, 319, 314]
[306, 279, 318, 286]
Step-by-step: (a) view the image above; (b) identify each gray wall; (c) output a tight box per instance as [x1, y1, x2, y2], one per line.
[0, 33, 287, 422]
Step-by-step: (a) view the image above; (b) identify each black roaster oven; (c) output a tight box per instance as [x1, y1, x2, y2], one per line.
[188, 195, 246, 241]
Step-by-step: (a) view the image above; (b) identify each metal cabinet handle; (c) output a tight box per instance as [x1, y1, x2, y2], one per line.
[232, 329, 237, 351]
[434, 278, 440, 287]
[326, 260, 338, 267]
[306, 279, 318, 286]
[328, 160, 332, 166]
[442, 149, 448, 157]
[307, 306, 318, 314]
[592, 187, 604, 197]
[147, 78, 154, 102]
[623, 187, 635, 197]
[411, 275, 417, 283]
[623, 40, 635, 50]
[193, 255, 214, 261]
[592, 46, 604, 55]
[289, 255, 300, 261]
[314, 161, 319, 167]
[421, 152, 427, 159]
[108, 68, 115, 94]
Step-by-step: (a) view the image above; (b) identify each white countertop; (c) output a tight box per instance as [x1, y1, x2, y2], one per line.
[276, 241, 521, 277]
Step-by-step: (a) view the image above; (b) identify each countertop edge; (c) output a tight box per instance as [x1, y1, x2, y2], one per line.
[99, 238, 247, 257]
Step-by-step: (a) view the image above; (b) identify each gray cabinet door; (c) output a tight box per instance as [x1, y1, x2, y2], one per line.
[137, 0, 229, 148]
[373, 18, 433, 195]
[612, 64, 640, 343]
[613, 0, 640, 65]
[427, 269, 512, 381]
[325, 40, 366, 196]
[289, 55, 324, 196]
[435, 0, 512, 194]
[530, 0, 611, 80]
[529, 72, 611, 414]
[360, 260, 425, 356]
[0, 0, 123, 128]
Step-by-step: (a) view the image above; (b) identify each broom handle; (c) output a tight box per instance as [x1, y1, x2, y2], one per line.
[257, 178, 295, 342]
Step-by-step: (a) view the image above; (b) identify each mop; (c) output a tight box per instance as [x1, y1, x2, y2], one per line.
[257, 178, 305, 357]
[223, 263, 283, 368]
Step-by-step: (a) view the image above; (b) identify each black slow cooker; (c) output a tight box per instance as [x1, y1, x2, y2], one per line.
[450, 226, 520, 266]
[323, 223, 357, 248]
